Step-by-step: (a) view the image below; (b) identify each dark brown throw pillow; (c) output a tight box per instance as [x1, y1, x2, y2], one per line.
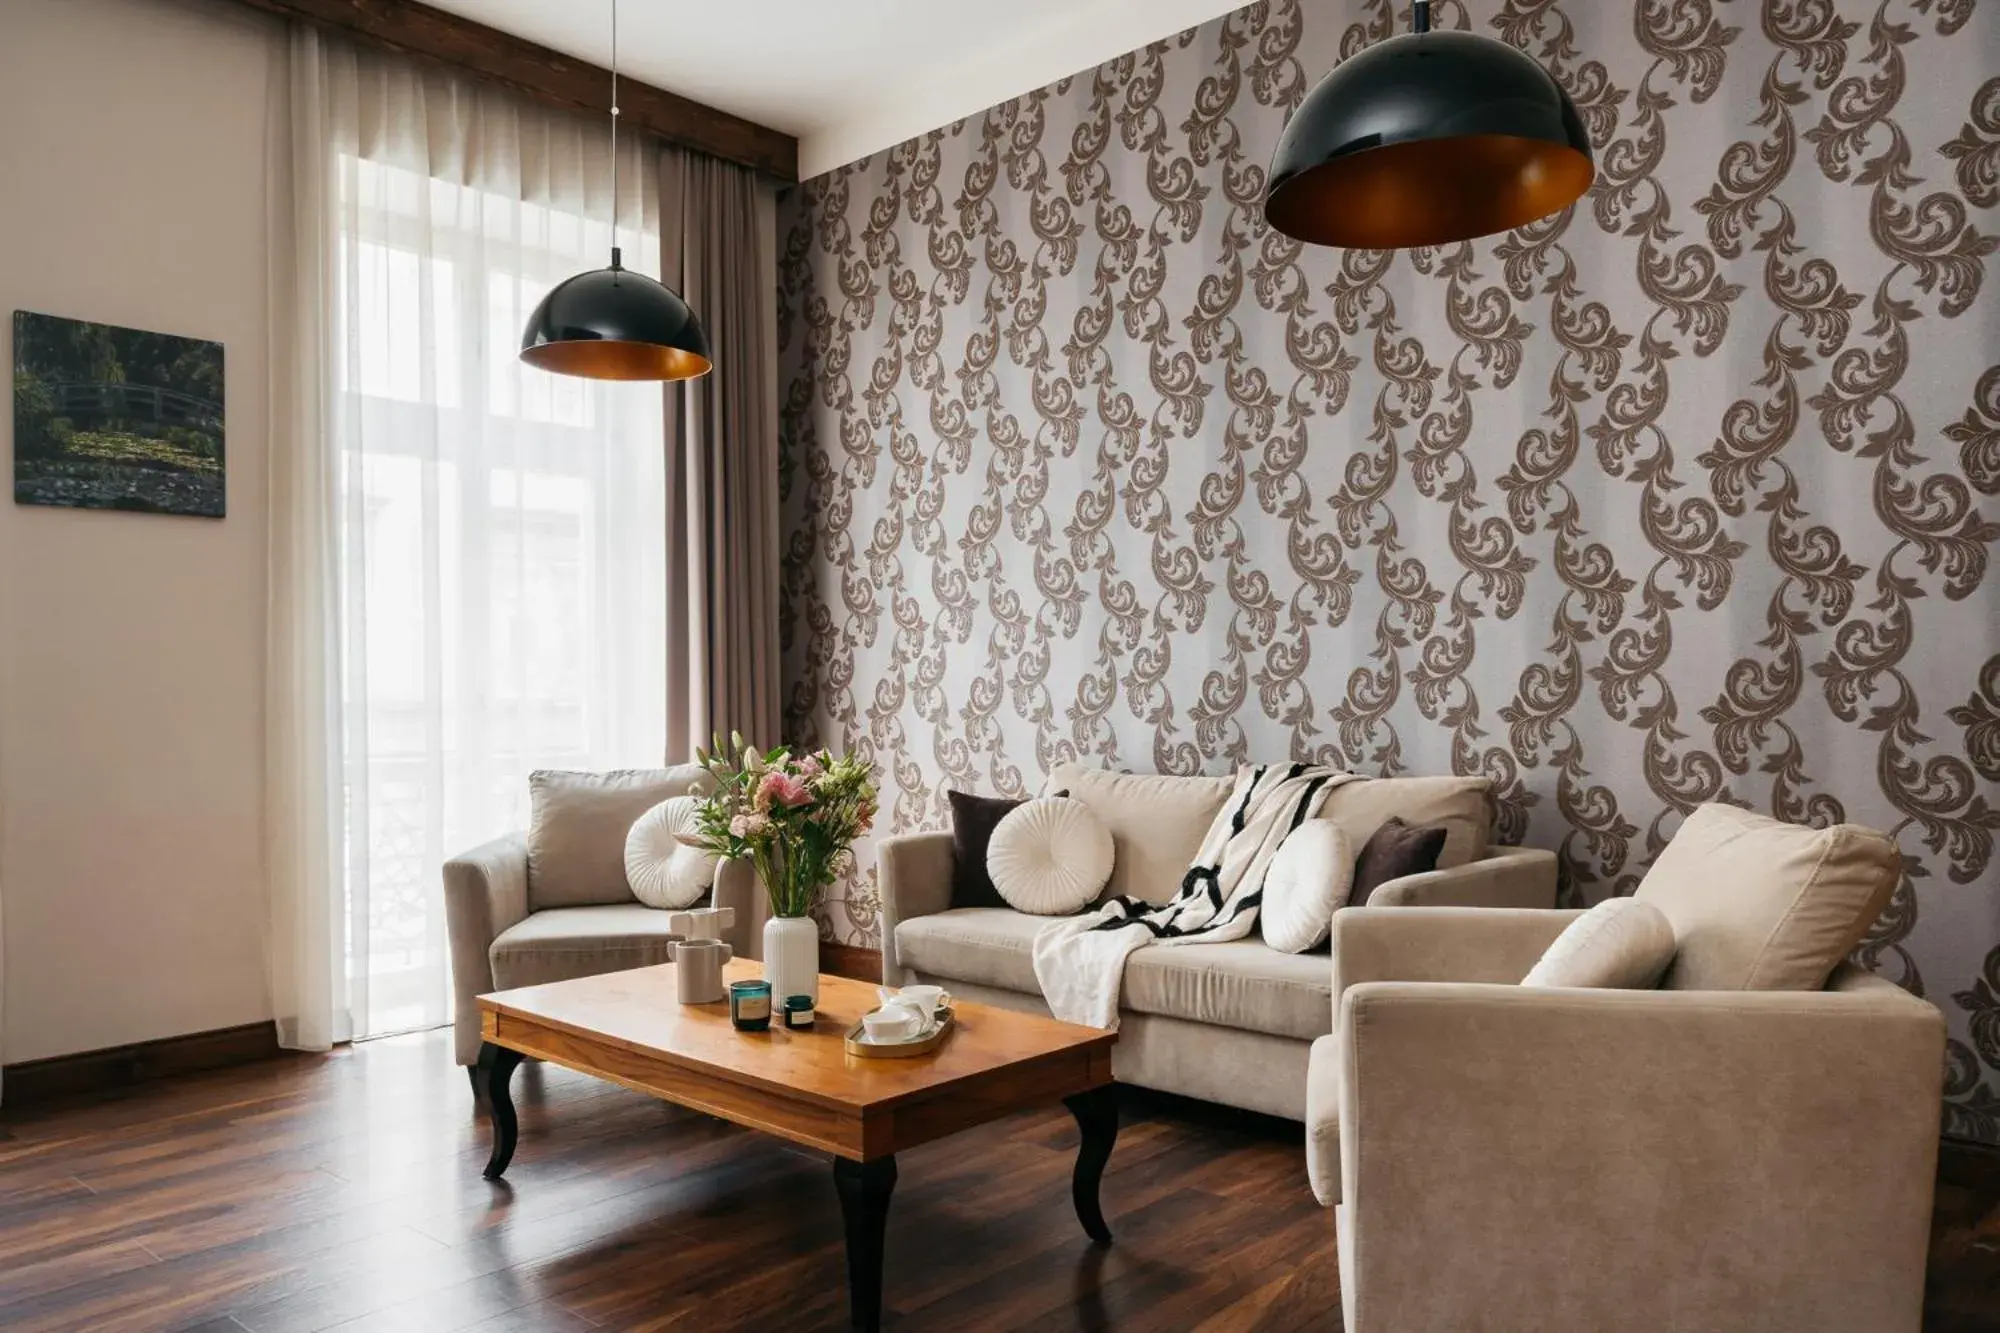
[1350, 817, 1450, 906]
[947, 791, 1024, 909]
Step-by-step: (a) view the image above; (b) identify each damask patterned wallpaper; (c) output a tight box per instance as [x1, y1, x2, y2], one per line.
[776, 0, 2000, 1138]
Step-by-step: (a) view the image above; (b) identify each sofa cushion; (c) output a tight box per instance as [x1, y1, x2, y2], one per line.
[1350, 817, 1449, 906]
[489, 904, 689, 990]
[896, 908, 1044, 993]
[1635, 802, 1902, 991]
[527, 766, 714, 911]
[1126, 939, 1334, 1041]
[1043, 764, 1236, 906]
[623, 796, 719, 910]
[988, 798, 1114, 915]
[1521, 898, 1677, 990]
[1262, 820, 1354, 953]
[946, 790, 1024, 909]
[895, 908, 1333, 1041]
[1318, 775, 1491, 871]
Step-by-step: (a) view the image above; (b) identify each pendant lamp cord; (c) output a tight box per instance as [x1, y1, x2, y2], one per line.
[604, 0, 620, 270]
[1412, 0, 1431, 33]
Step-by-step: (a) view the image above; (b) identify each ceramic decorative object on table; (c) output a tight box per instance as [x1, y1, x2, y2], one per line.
[672, 938, 733, 1003]
[844, 985, 956, 1058]
[860, 1005, 929, 1043]
[886, 984, 949, 1016]
[845, 1006, 957, 1059]
[765, 916, 821, 1007]
[676, 734, 879, 1015]
[668, 905, 734, 941]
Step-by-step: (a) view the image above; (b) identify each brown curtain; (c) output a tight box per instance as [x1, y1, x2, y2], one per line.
[660, 145, 782, 759]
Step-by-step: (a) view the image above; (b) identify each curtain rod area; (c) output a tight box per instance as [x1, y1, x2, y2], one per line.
[223, 0, 799, 182]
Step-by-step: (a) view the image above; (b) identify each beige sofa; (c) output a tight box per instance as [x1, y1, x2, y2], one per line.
[880, 764, 1557, 1120]
[443, 765, 768, 1082]
[1312, 810, 1945, 1332]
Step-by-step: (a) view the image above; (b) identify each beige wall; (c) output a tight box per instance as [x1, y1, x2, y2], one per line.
[0, 0, 278, 1063]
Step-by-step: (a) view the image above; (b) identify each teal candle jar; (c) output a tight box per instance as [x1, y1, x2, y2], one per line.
[729, 980, 773, 1031]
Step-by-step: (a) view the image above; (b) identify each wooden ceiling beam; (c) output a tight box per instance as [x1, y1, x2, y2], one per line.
[226, 0, 799, 182]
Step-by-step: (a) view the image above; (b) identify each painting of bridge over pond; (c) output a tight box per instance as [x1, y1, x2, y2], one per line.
[12, 310, 224, 517]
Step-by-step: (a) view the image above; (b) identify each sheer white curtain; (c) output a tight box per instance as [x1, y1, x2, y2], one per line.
[270, 29, 666, 1045]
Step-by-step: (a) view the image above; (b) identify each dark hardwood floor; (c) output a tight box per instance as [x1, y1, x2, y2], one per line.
[0, 1029, 1992, 1332]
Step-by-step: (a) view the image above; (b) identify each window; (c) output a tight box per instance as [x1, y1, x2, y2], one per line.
[333, 156, 666, 1038]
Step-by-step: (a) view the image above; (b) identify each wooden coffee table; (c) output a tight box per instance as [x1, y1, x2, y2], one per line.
[475, 960, 1118, 1330]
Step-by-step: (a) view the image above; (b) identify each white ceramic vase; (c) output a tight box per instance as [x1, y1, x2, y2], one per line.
[764, 915, 820, 1007]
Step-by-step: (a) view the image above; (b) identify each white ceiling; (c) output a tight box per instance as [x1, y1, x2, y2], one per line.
[420, 0, 1248, 178]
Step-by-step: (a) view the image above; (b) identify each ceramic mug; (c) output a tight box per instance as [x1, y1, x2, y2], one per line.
[668, 905, 735, 941]
[860, 1005, 929, 1042]
[886, 984, 951, 1015]
[862, 988, 946, 1042]
[672, 938, 734, 1004]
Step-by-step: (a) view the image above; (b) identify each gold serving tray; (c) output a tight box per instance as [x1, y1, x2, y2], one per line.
[844, 1007, 955, 1059]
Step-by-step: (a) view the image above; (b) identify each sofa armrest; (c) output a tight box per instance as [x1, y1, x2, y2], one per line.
[878, 831, 955, 984]
[711, 856, 768, 960]
[1329, 905, 1582, 1008]
[1334, 966, 1944, 1332]
[443, 832, 530, 1065]
[1364, 846, 1557, 909]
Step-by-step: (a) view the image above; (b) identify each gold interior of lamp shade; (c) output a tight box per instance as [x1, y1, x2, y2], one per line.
[1265, 133, 1595, 250]
[519, 340, 714, 382]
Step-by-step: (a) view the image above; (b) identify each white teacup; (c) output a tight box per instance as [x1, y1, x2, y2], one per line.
[860, 1006, 927, 1042]
[878, 984, 951, 1016]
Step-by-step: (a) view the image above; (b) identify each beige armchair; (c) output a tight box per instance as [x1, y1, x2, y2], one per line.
[442, 767, 769, 1086]
[442, 837, 761, 1068]
[1309, 809, 1947, 1333]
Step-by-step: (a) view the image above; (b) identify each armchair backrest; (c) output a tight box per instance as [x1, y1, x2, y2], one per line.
[525, 765, 714, 911]
[1634, 802, 1901, 992]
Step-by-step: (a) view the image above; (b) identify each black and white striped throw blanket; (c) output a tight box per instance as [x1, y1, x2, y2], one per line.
[1032, 763, 1360, 1029]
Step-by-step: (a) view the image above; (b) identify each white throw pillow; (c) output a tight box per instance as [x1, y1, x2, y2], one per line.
[1522, 898, 1677, 990]
[987, 797, 1115, 916]
[623, 796, 720, 910]
[1260, 820, 1354, 954]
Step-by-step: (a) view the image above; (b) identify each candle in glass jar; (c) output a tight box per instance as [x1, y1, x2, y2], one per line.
[729, 979, 773, 1031]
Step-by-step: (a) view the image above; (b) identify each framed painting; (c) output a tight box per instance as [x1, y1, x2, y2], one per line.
[12, 310, 225, 518]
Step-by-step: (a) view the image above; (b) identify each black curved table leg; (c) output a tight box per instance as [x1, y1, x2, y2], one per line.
[833, 1155, 897, 1331]
[479, 1042, 526, 1179]
[1065, 1084, 1118, 1244]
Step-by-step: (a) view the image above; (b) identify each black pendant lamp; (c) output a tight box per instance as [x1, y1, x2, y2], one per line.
[520, 0, 712, 381]
[1265, 0, 1593, 250]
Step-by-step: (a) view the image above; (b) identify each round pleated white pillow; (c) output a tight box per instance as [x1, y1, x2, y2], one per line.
[624, 796, 720, 910]
[987, 797, 1115, 916]
[1261, 820, 1355, 954]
